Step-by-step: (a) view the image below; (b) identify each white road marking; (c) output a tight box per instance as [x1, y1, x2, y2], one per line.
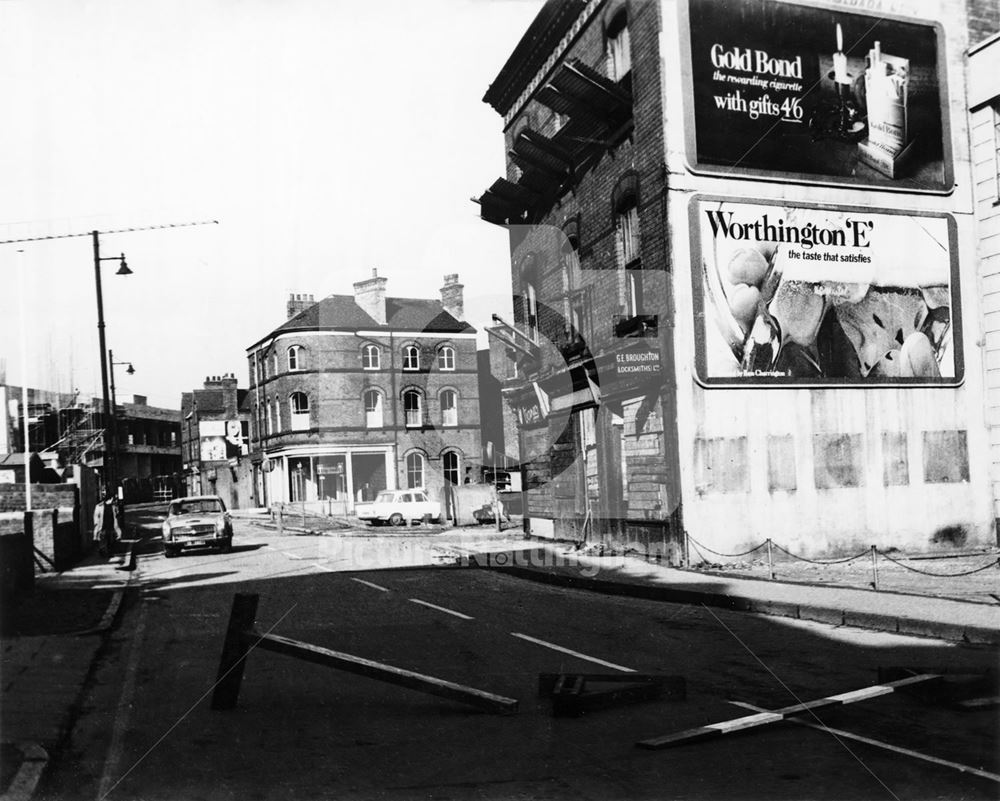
[409, 598, 474, 620]
[281, 551, 307, 560]
[509, 633, 635, 673]
[311, 563, 334, 572]
[350, 577, 390, 592]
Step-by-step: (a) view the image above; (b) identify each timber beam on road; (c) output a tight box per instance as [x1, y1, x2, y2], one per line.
[211, 593, 519, 715]
[636, 673, 941, 750]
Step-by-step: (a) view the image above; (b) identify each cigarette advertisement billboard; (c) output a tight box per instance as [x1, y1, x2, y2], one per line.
[690, 196, 962, 386]
[681, 0, 951, 192]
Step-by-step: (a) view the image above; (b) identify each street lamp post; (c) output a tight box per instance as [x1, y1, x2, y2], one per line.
[109, 350, 134, 524]
[92, 231, 131, 518]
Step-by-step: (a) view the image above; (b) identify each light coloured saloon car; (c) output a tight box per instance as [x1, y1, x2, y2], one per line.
[162, 495, 233, 557]
[356, 489, 441, 526]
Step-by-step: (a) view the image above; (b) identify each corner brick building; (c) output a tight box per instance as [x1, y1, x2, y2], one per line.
[246, 271, 480, 514]
[480, 0, 994, 557]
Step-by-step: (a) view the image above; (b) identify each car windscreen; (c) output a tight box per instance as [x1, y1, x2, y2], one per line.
[169, 499, 224, 516]
[374, 492, 394, 503]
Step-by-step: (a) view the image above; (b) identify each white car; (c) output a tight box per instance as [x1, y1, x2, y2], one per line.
[162, 495, 233, 557]
[357, 490, 441, 526]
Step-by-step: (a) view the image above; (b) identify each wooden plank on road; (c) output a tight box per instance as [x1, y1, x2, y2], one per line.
[730, 700, 1000, 783]
[254, 631, 518, 714]
[636, 674, 940, 750]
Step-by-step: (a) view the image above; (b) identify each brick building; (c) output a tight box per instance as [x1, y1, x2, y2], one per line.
[180, 375, 252, 508]
[480, 0, 993, 556]
[246, 271, 480, 514]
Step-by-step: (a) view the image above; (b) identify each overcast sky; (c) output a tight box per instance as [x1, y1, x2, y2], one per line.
[0, 0, 542, 408]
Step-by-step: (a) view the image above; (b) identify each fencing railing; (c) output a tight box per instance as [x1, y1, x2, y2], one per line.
[685, 533, 999, 591]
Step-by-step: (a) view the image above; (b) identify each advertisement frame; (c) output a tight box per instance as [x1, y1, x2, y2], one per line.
[678, 0, 955, 194]
[689, 193, 964, 388]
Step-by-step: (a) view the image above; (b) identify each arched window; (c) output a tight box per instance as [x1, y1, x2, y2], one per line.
[406, 452, 424, 489]
[440, 389, 458, 427]
[442, 451, 460, 485]
[290, 392, 310, 431]
[272, 352, 279, 376]
[288, 345, 304, 371]
[403, 345, 420, 371]
[364, 389, 383, 429]
[524, 280, 538, 341]
[362, 344, 380, 370]
[403, 389, 422, 428]
[606, 9, 631, 81]
[273, 398, 282, 434]
[438, 346, 455, 371]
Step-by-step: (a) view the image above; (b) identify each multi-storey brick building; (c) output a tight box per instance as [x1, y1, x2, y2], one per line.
[246, 271, 480, 514]
[180, 374, 252, 507]
[480, 0, 993, 557]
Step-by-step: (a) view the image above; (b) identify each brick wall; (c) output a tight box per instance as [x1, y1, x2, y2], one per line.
[967, 0, 999, 46]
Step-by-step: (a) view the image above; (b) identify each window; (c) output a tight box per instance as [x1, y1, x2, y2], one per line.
[364, 389, 383, 429]
[266, 402, 273, 436]
[403, 389, 422, 428]
[362, 344, 380, 370]
[438, 346, 455, 371]
[607, 11, 631, 81]
[290, 392, 310, 431]
[524, 280, 538, 341]
[403, 345, 420, 371]
[406, 452, 424, 489]
[626, 270, 643, 317]
[442, 451, 460, 485]
[288, 345, 303, 371]
[617, 203, 640, 266]
[274, 398, 282, 433]
[440, 389, 458, 427]
[272, 353, 279, 376]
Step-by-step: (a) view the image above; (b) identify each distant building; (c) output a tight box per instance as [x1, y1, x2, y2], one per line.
[246, 271, 480, 515]
[180, 375, 252, 507]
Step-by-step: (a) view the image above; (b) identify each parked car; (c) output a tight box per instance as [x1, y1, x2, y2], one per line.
[356, 489, 441, 526]
[162, 495, 233, 557]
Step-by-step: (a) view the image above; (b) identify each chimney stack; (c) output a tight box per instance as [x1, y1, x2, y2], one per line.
[440, 274, 464, 321]
[287, 293, 315, 320]
[353, 268, 388, 325]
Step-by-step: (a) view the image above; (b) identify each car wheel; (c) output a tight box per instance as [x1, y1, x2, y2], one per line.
[388, 513, 404, 527]
[220, 537, 233, 554]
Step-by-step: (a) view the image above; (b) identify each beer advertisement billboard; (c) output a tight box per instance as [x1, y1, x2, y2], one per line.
[690, 196, 962, 386]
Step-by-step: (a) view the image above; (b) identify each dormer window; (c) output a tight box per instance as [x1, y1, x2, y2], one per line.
[403, 346, 420, 371]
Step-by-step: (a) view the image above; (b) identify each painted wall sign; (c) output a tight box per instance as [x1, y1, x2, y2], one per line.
[690, 196, 962, 386]
[680, 0, 951, 192]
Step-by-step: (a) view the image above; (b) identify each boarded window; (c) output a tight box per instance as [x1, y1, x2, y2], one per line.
[695, 437, 748, 494]
[882, 432, 909, 486]
[813, 434, 864, 489]
[922, 430, 969, 484]
[767, 435, 796, 492]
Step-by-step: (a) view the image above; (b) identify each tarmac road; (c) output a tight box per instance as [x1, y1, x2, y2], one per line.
[36, 518, 1000, 801]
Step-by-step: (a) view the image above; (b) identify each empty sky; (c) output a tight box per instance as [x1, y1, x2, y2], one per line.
[0, 0, 542, 407]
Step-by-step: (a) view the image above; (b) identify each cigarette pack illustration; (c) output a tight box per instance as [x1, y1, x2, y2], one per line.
[859, 42, 912, 177]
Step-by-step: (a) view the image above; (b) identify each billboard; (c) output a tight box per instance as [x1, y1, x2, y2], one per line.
[681, 0, 951, 192]
[690, 196, 962, 386]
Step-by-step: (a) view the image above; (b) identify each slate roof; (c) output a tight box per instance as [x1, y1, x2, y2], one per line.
[250, 294, 474, 349]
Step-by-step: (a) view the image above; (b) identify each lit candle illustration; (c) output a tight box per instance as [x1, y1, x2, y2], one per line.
[833, 23, 848, 83]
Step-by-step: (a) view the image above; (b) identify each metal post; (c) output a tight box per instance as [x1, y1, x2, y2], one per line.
[871, 545, 879, 591]
[766, 537, 774, 580]
[17, 249, 31, 511]
[93, 232, 114, 502]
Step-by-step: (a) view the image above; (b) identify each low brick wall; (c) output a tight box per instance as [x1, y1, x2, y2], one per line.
[0, 485, 83, 569]
[0, 527, 34, 615]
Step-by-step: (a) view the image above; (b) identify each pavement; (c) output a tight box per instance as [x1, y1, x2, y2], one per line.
[1, 541, 135, 801]
[1, 522, 997, 800]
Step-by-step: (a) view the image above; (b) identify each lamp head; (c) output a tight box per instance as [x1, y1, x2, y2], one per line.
[125, 364, 135, 376]
[116, 254, 132, 275]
